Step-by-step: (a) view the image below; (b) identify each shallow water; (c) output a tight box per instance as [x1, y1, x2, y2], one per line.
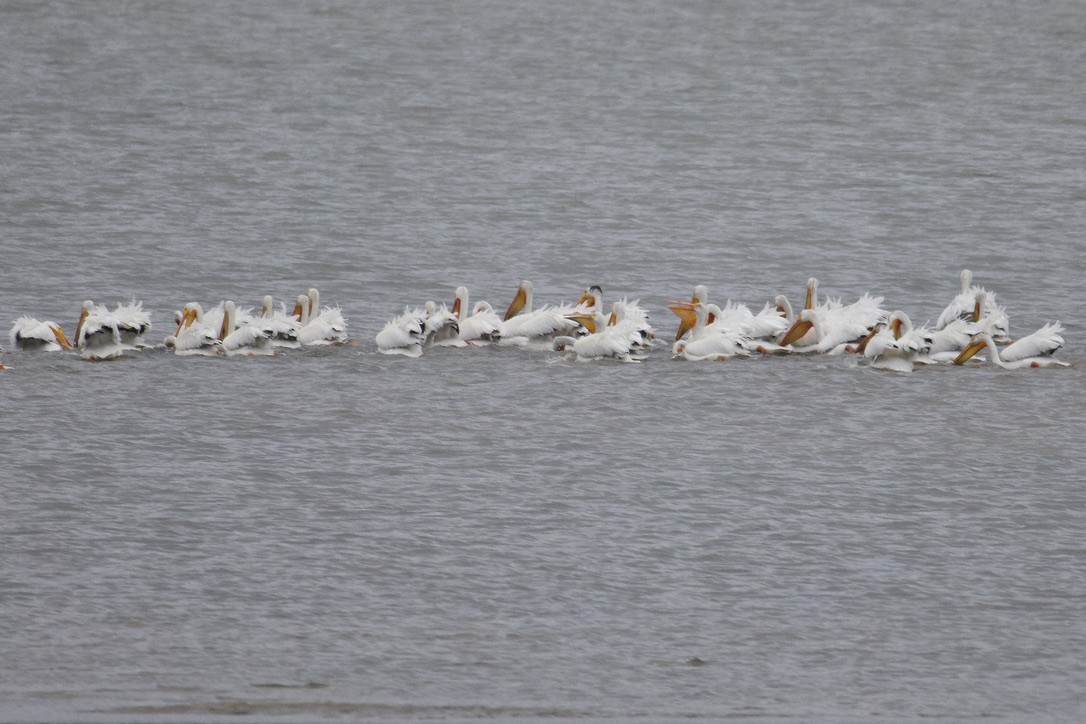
[2, 1, 1086, 721]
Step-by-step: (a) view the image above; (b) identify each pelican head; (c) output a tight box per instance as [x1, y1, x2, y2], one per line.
[781, 308, 816, 347]
[74, 300, 95, 344]
[954, 333, 993, 365]
[566, 312, 598, 335]
[668, 301, 698, 341]
[503, 280, 532, 321]
[219, 301, 235, 341]
[960, 269, 973, 293]
[452, 287, 469, 318]
[261, 295, 274, 318]
[691, 285, 709, 305]
[854, 322, 885, 355]
[889, 311, 912, 340]
[774, 294, 793, 321]
[972, 290, 986, 322]
[307, 288, 320, 318]
[296, 295, 310, 325]
[49, 323, 74, 350]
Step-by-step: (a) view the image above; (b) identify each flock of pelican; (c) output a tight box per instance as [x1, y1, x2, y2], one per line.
[372, 270, 1067, 371]
[2, 271, 1069, 372]
[4, 288, 347, 366]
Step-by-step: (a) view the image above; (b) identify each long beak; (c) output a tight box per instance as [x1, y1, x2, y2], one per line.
[503, 287, 527, 321]
[567, 313, 596, 334]
[608, 311, 617, 326]
[184, 307, 198, 329]
[855, 324, 883, 354]
[73, 307, 89, 344]
[668, 302, 697, 341]
[972, 297, 982, 322]
[218, 310, 230, 341]
[451, 297, 462, 317]
[804, 286, 814, 311]
[576, 289, 592, 306]
[50, 325, 74, 350]
[890, 318, 903, 339]
[780, 318, 814, 347]
[291, 299, 304, 321]
[953, 339, 987, 365]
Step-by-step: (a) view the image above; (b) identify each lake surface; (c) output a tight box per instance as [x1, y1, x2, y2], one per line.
[2, 1, 1085, 721]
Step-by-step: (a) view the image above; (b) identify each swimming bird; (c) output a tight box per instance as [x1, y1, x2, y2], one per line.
[74, 301, 125, 360]
[935, 269, 1007, 338]
[376, 307, 426, 357]
[453, 287, 502, 345]
[500, 280, 580, 348]
[779, 293, 886, 353]
[217, 301, 274, 356]
[259, 295, 302, 348]
[556, 310, 642, 362]
[298, 288, 349, 346]
[421, 300, 462, 347]
[9, 315, 75, 351]
[860, 311, 929, 372]
[166, 302, 225, 356]
[954, 323, 1066, 368]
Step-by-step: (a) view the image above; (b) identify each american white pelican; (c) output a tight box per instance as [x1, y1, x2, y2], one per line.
[9, 316, 75, 351]
[453, 287, 502, 345]
[500, 280, 580, 348]
[217, 301, 274, 356]
[935, 269, 1006, 336]
[260, 295, 302, 348]
[298, 288, 349, 346]
[954, 323, 1066, 368]
[779, 293, 886, 353]
[860, 312, 929, 372]
[556, 310, 642, 362]
[376, 307, 426, 357]
[668, 302, 751, 360]
[74, 301, 125, 360]
[672, 285, 710, 340]
[109, 300, 152, 348]
[167, 302, 225, 356]
[421, 300, 462, 347]
[608, 298, 656, 351]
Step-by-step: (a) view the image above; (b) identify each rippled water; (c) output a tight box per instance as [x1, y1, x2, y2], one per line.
[2, 1, 1086, 721]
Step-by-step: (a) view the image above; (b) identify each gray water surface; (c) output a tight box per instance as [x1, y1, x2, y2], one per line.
[2, 1, 1085, 721]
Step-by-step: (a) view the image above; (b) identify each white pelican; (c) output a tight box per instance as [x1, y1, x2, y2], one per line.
[779, 293, 886, 353]
[609, 298, 656, 352]
[376, 307, 426, 357]
[422, 300, 463, 347]
[673, 285, 710, 340]
[9, 315, 75, 351]
[668, 302, 751, 360]
[167, 302, 225, 356]
[298, 288, 348, 346]
[260, 295, 302, 348]
[453, 287, 502, 345]
[860, 312, 929, 372]
[555, 310, 642, 362]
[954, 323, 1066, 368]
[936, 269, 1005, 335]
[74, 301, 125, 360]
[962, 290, 1011, 343]
[500, 280, 580, 348]
[109, 300, 152, 348]
[217, 301, 274, 356]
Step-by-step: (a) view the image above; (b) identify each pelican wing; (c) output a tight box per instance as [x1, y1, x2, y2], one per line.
[999, 322, 1063, 362]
